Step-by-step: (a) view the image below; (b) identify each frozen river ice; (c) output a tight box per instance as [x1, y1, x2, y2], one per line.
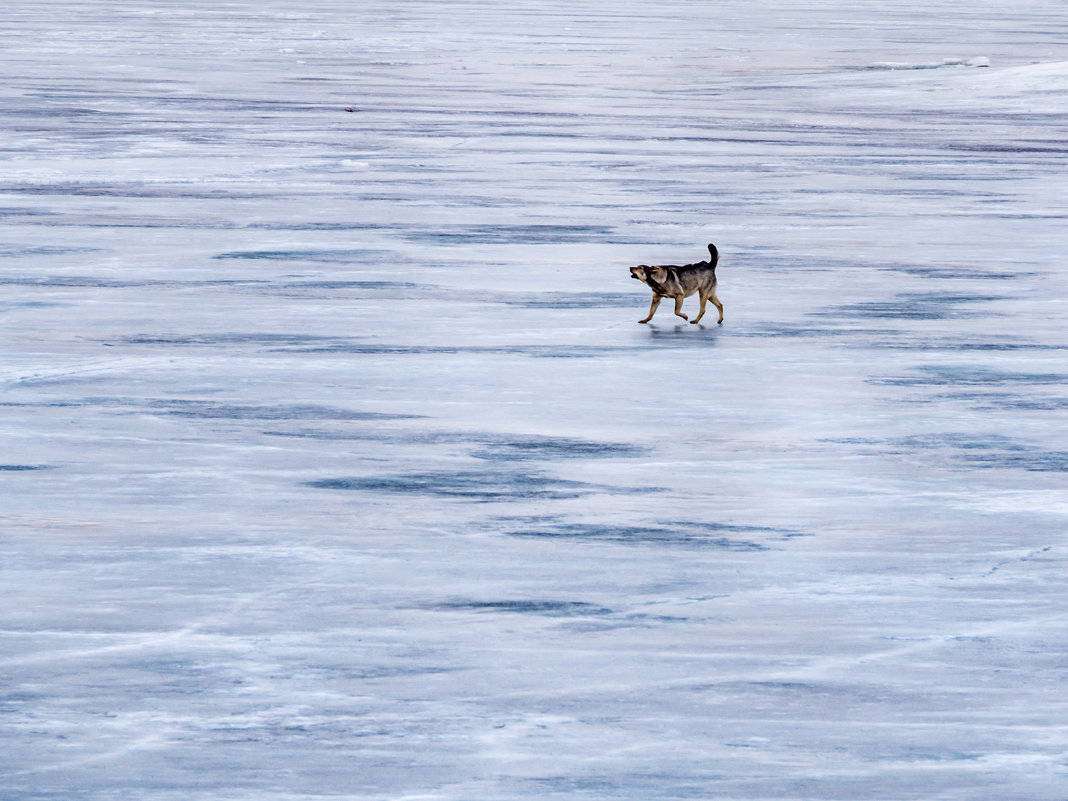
[2, 1, 1068, 798]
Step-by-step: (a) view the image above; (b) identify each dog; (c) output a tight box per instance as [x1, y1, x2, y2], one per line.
[630, 243, 723, 324]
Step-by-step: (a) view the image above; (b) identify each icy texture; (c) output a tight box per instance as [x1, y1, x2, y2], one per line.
[2, 2, 1068, 799]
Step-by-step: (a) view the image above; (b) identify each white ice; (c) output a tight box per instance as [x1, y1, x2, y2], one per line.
[2, 1, 1068, 799]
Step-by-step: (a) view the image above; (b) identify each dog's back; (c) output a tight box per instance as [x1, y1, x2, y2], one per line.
[662, 244, 719, 295]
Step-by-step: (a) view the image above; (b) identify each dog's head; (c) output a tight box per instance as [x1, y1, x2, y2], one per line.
[630, 265, 669, 286]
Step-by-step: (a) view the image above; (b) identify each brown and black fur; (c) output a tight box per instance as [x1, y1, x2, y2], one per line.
[629, 243, 723, 324]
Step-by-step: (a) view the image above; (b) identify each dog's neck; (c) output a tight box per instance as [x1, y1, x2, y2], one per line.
[644, 267, 671, 296]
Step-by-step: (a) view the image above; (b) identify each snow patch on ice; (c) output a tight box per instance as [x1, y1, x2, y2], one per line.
[861, 56, 990, 70]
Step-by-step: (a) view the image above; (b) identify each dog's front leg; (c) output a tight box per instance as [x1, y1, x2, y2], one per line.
[672, 295, 688, 321]
[639, 293, 662, 323]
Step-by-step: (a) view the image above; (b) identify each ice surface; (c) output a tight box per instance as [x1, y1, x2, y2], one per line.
[2, 1, 1068, 799]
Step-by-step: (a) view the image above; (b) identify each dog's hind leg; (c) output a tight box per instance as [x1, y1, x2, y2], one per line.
[639, 293, 662, 323]
[672, 295, 689, 321]
[710, 290, 724, 324]
[690, 291, 708, 324]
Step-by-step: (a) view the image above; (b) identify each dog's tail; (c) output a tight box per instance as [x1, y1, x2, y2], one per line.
[707, 242, 719, 268]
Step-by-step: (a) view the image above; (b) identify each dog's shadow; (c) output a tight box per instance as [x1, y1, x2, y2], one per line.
[647, 322, 720, 337]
